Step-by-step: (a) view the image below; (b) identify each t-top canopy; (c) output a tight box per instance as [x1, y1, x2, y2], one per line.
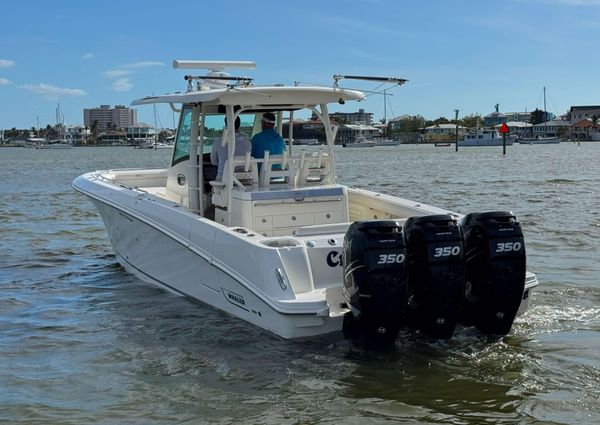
[131, 85, 365, 108]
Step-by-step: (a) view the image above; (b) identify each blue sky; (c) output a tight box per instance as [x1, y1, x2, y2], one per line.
[1, 0, 600, 129]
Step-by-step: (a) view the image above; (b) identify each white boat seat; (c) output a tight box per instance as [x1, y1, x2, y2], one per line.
[296, 150, 331, 186]
[210, 152, 259, 207]
[259, 151, 296, 187]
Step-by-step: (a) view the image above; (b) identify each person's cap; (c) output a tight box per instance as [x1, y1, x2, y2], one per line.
[262, 112, 276, 124]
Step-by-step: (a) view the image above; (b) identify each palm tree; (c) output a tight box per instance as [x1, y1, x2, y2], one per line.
[88, 120, 99, 145]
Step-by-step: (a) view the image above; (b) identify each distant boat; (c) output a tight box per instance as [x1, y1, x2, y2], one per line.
[24, 137, 48, 148]
[434, 142, 452, 147]
[293, 138, 319, 145]
[518, 136, 560, 145]
[373, 139, 401, 146]
[459, 129, 513, 147]
[35, 141, 72, 149]
[342, 136, 375, 147]
[343, 124, 378, 147]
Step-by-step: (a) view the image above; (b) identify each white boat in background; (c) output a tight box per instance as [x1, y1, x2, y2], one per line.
[518, 136, 560, 144]
[374, 139, 401, 146]
[343, 135, 375, 147]
[24, 137, 48, 148]
[135, 139, 173, 149]
[35, 141, 73, 149]
[459, 129, 513, 147]
[343, 124, 378, 147]
[293, 138, 320, 145]
[73, 60, 539, 344]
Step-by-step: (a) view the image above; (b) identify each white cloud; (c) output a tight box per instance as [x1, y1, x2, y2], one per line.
[101, 60, 162, 92]
[121, 61, 165, 69]
[112, 78, 133, 92]
[0, 78, 11, 85]
[18, 83, 86, 99]
[104, 69, 133, 78]
[82, 53, 95, 60]
[0, 59, 15, 68]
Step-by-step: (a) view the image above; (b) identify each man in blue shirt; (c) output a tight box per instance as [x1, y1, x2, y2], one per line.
[251, 112, 285, 171]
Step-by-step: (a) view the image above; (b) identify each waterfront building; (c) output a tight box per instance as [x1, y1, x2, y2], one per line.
[496, 121, 533, 138]
[483, 111, 507, 127]
[422, 123, 467, 142]
[570, 118, 600, 141]
[507, 112, 535, 122]
[388, 115, 413, 131]
[568, 106, 600, 123]
[329, 108, 374, 125]
[483, 111, 545, 127]
[532, 119, 570, 137]
[126, 123, 156, 142]
[84, 105, 137, 131]
[282, 118, 381, 145]
[65, 125, 89, 144]
[338, 124, 380, 143]
[98, 130, 128, 146]
[282, 118, 325, 144]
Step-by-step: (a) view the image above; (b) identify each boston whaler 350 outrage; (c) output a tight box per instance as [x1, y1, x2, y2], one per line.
[73, 61, 539, 344]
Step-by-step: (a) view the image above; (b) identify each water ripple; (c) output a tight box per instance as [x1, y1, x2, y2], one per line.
[1, 145, 600, 424]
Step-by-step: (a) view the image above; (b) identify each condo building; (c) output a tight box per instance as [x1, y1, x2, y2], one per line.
[83, 105, 137, 131]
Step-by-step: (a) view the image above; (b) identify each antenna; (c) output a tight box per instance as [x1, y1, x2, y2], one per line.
[172, 60, 256, 72]
[174, 60, 257, 91]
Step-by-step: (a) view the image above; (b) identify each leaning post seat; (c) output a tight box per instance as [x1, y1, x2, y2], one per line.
[228, 185, 349, 235]
[209, 151, 259, 207]
[259, 150, 294, 186]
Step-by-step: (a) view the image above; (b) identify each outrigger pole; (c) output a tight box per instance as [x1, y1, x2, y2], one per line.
[333, 75, 408, 87]
[333, 75, 408, 137]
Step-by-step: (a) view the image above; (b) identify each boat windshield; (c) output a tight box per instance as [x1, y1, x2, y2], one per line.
[171, 107, 258, 166]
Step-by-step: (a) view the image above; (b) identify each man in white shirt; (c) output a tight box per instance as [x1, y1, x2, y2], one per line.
[210, 116, 251, 180]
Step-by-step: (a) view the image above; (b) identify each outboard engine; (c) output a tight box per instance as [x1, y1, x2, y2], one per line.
[404, 214, 465, 339]
[342, 220, 408, 345]
[461, 211, 526, 335]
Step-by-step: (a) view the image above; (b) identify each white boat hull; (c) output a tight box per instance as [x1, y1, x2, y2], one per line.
[75, 174, 345, 339]
[374, 140, 401, 146]
[74, 171, 539, 340]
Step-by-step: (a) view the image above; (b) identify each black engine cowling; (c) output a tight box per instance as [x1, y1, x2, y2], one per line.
[461, 211, 526, 335]
[342, 220, 408, 344]
[404, 214, 465, 339]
